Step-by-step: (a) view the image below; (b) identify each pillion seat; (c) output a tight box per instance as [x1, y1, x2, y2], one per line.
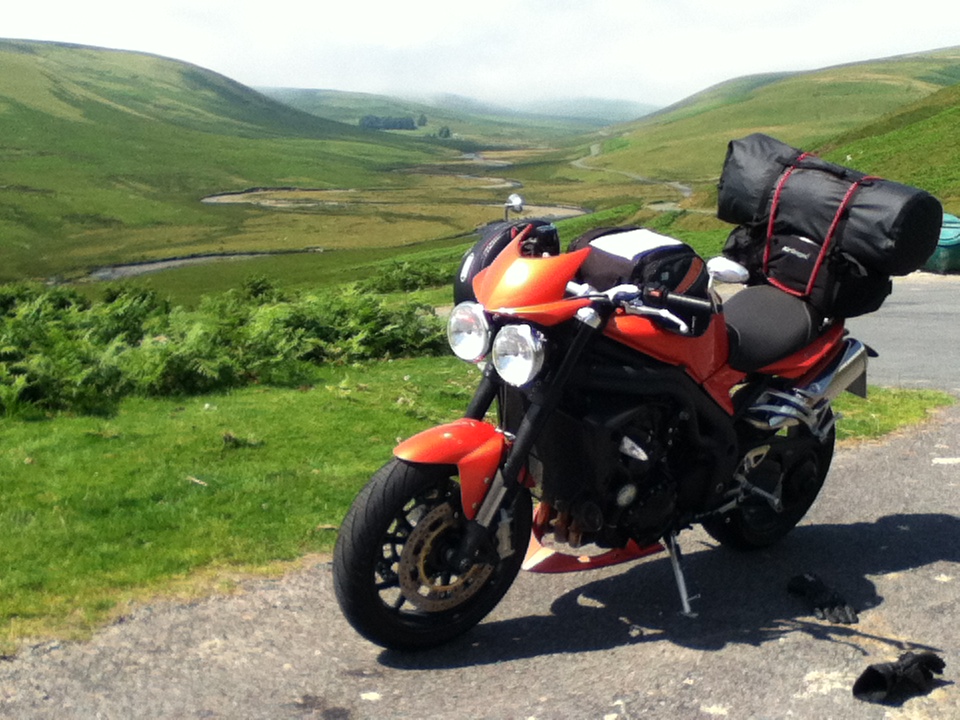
[722, 284, 824, 373]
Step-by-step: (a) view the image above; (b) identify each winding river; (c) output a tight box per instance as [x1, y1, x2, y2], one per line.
[84, 147, 690, 282]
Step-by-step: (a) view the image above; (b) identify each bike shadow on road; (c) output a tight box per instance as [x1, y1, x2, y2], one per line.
[379, 512, 958, 669]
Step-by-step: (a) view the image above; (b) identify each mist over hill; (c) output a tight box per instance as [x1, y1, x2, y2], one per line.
[257, 87, 646, 145]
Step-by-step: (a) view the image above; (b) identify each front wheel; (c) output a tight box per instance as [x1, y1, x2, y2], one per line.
[703, 421, 835, 550]
[333, 458, 531, 650]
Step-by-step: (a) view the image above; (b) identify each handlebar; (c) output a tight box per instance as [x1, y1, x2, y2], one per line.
[641, 287, 715, 317]
[632, 287, 715, 335]
[565, 282, 716, 335]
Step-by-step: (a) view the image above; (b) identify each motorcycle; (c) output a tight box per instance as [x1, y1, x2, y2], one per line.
[332, 143, 940, 650]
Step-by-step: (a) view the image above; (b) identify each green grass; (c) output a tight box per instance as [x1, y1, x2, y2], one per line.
[0, 356, 479, 646]
[0, 359, 951, 650]
[833, 387, 954, 441]
[72, 235, 477, 307]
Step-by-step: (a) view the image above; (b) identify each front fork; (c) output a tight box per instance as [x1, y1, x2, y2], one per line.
[396, 306, 606, 569]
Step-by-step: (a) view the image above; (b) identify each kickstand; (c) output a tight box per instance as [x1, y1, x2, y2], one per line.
[665, 532, 698, 618]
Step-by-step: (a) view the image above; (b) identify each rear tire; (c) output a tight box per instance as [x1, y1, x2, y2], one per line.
[703, 422, 835, 550]
[333, 458, 531, 650]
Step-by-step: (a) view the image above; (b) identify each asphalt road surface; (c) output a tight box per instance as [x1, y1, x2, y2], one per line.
[847, 273, 960, 394]
[2, 275, 959, 720]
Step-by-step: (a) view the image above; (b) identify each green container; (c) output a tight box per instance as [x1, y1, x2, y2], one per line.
[923, 213, 960, 274]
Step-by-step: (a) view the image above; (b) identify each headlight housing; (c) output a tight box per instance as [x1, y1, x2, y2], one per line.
[447, 302, 491, 363]
[492, 324, 546, 387]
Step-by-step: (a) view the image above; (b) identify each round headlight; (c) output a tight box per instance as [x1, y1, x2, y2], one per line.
[492, 324, 546, 387]
[447, 302, 491, 363]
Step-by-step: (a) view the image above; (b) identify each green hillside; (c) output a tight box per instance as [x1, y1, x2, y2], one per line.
[0, 41, 376, 139]
[0, 39, 448, 281]
[583, 47, 960, 187]
[819, 82, 960, 208]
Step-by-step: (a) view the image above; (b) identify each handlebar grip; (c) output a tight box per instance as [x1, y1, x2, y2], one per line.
[642, 287, 714, 316]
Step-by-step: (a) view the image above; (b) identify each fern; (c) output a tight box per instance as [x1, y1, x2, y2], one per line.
[0, 281, 446, 414]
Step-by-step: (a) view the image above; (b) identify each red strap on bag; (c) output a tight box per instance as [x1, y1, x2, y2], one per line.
[801, 177, 877, 296]
[762, 153, 810, 272]
[763, 156, 877, 298]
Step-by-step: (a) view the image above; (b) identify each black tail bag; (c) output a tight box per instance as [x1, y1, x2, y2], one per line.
[717, 134, 942, 318]
[718, 133, 942, 277]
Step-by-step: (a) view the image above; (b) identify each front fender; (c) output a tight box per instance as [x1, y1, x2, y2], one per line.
[394, 419, 508, 520]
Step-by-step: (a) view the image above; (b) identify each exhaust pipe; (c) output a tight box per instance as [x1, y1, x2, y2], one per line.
[745, 339, 868, 437]
[805, 338, 869, 401]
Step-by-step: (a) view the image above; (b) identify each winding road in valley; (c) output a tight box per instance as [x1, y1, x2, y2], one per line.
[572, 142, 694, 199]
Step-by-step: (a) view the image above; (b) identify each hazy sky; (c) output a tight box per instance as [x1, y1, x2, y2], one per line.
[6, 0, 959, 106]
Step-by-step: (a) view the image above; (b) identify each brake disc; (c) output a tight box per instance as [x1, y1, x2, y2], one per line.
[398, 502, 494, 612]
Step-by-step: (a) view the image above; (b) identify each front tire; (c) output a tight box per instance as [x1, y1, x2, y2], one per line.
[333, 458, 531, 650]
[703, 422, 835, 550]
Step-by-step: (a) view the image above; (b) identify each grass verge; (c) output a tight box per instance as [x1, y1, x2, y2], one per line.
[0, 356, 477, 650]
[833, 387, 954, 442]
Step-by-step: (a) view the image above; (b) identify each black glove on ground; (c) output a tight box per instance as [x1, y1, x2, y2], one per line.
[853, 651, 946, 703]
[787, 573, 858, 624]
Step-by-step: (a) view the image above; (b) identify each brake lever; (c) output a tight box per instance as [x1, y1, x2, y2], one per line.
[621, 302, 691, 335]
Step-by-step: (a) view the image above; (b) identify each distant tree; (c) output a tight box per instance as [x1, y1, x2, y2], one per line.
[358, 115, 417, 131]
[417, 113, 427, 127]
[438, 126, 451, 139]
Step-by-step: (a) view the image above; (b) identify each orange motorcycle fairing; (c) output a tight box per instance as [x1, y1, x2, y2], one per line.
[473, 237, 591, 312]
[393, 419, 508, 521]
[604, 311, 747, 413]
[604, 311, 731, 384]
[522, 502, 665, 573]
[757, 322, 845, 379]
[493, 298, 594, 327]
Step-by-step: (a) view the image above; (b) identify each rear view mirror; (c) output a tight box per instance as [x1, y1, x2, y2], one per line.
[504, 193, 524, 220]
[707, 256, 750, 284]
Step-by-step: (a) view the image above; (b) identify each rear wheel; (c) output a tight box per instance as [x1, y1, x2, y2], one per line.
[703, 422, 835, 550]
[333, 458, 531, 650]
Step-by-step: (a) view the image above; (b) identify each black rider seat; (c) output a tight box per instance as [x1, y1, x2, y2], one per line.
[723, 285, 824, 373]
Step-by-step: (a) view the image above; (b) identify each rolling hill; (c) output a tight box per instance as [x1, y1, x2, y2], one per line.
[582, 46, 960, 188]
[0, 39, 447, 281]
[816, 82, 960, 208]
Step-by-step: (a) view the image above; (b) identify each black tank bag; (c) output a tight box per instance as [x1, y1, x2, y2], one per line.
[570, 226, 710, 335]
[569, 226, 708, 298]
